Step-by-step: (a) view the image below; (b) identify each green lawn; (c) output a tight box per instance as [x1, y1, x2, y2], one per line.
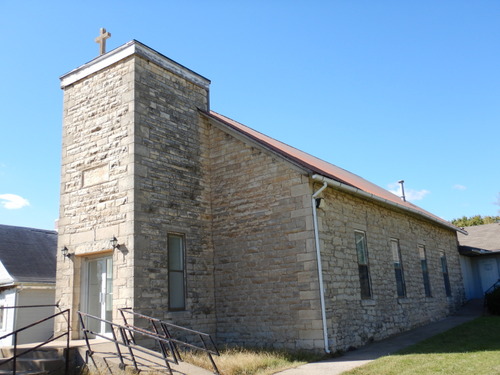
[344, 316, 500, 375]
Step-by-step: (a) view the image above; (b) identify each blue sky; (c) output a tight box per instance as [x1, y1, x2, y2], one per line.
[0, 1, 499, 230]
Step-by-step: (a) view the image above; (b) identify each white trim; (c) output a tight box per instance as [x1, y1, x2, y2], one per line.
[312, 174, 467, 235]
[60, 40, 210, 90]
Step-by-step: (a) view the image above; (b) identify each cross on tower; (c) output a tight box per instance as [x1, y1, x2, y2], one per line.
[95, 28, 111, 56]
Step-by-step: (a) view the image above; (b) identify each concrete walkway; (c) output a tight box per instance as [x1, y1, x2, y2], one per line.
[274, 299, 484, 375]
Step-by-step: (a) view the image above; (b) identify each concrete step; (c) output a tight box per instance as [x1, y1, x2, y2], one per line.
[0, 346, 65, 375]
[0, 347, 64, 359]
[0, 370, 48, 375]
[0, 357, 63, 372]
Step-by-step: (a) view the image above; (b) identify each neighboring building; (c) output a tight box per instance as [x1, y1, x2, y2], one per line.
[0, 224, 57, 345]
[55, 40, 465, 353]
[458, 223, 500, 299]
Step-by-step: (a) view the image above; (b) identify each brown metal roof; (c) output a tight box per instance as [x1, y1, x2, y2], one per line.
[205, 110, 462, 233]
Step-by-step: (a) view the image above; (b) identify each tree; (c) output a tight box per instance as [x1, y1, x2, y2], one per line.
[451, 215, 500, 228]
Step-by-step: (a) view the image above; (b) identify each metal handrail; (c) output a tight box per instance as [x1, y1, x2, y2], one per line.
[119, 307, 219, 353]
[0, 305, 70, 375]
[78, 309, 220, 375]
[484, 278, 500, 295]
[119, 307, 220, 373]
[78, 311, 183, 374]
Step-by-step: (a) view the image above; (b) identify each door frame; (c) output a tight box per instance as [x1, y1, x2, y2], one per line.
[80, 252, 114, 337]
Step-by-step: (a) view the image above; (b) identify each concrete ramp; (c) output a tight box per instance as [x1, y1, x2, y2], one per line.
[75, 340, 215, 375]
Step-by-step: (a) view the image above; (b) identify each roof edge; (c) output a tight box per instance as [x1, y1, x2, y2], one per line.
[312, 174, 468, 235]
[201, 109, 315, 173]
[201, 110, 353, 186]
[60, 40, 210, 89]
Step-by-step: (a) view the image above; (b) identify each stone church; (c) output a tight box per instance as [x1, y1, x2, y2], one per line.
[56, 39, 465, 353]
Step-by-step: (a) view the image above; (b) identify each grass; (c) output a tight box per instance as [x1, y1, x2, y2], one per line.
[82, 317, 500, 375]
[182, 346, 324, 375]
[343, 316, 500, 375]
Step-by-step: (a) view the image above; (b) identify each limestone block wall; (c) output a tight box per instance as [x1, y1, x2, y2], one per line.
[317, 186, 464, 352]
[56, 57, 136, 335]
[207, 121, 324, 351]
[132, 56, 216, 334]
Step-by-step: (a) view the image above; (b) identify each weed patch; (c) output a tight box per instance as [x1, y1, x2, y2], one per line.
[182, 346, 324, 375]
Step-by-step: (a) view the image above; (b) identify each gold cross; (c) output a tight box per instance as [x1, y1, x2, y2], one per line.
[95, 28, 111, 56]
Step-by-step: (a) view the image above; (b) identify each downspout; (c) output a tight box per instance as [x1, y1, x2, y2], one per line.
[312, 181, 331, 354]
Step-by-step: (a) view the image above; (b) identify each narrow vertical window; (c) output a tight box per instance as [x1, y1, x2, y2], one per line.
[168, 233, 185, 310]
[355, 231, 372, 299]
[441, 251, 452, 297]
[0, 303, 4, 330]
[391, 239, 406, 298]
[419, 245, 432, 297]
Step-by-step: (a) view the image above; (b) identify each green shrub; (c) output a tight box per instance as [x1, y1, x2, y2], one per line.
[485, 287, 500, 315]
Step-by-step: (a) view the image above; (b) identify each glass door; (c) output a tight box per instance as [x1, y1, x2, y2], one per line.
[85, 256, 113, 335]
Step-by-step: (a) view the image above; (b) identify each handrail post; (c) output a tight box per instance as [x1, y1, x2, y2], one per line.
[160, 322, 181, 363]
[118, 308, 135, 345]
[109, 322, 127, 370]
[117, 327, 134, 370]
[209, 335, 220, 356]
[78, 312, 94, 358]
[13, 331, 17, 375]
[151, 320, 175, 373]
[65, 309, 70, 375]
[199, 334, 220, 375]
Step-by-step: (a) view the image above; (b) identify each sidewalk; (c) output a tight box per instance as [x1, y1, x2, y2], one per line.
[274, 299, 484, 375]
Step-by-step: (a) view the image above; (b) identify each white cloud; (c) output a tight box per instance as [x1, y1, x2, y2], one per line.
[388, 183, 430, 202]
[453, 184, 467, 191]
[405, 189, 430, 201]
[0, 194, 30, 210]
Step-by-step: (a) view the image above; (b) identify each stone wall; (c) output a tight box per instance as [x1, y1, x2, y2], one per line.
[207, 120, 324, 351]
[57, 41, 464, 352]
[57, 57, 136, 336]
[132, 56, 216, 334]
[317, 185, 464, 352]
[57, 44, 215, 338]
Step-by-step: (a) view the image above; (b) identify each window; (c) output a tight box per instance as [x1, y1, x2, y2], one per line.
[168, 233, 185, 310]
[441, 251, 452, 297]
[0, 303, 4, 330]
[419, 245, 432, 297]
[391, 239, 406, 298]
[355, 231, 372, 299]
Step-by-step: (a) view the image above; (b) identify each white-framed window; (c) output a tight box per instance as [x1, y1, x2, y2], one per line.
[168, 233, 186, 311]
[419, 245, 432, 297]
[391, 239, 406, 298]
[355, 231, 372, 299]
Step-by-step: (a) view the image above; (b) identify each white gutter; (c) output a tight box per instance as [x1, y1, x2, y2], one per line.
[312, 174, 467, 235]
[312, 181, 330, 354]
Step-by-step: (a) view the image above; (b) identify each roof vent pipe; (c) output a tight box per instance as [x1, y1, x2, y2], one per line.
[398, 180, 406, 202]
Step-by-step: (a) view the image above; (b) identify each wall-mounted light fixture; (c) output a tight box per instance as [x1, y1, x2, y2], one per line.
[61, 246, 72, 259]
[111, 236, 120, 250]
[315, 198, 325, 209]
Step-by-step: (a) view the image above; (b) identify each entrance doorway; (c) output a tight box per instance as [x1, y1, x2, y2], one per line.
[83, 256, 113, 335]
